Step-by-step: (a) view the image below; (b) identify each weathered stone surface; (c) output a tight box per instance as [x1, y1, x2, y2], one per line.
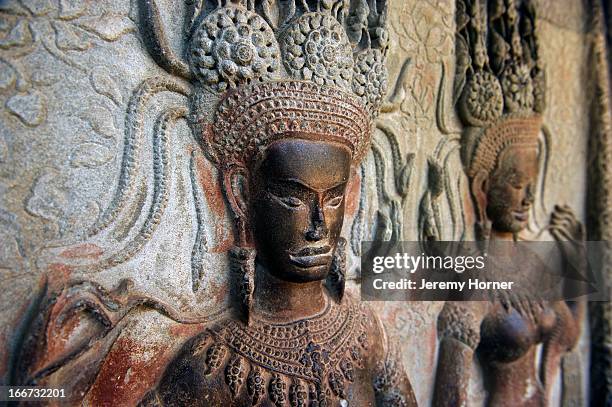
[0, 0, 607, 405]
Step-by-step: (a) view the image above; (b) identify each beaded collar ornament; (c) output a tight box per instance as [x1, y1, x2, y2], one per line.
[454, 0, 545, 177]
[186, 0, 389, 168]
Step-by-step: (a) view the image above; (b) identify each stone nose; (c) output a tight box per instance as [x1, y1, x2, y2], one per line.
[523, 184, 535, 207]
[305, 202, 328, 242]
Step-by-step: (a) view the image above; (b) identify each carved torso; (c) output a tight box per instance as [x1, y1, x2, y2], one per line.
[438, 295, 580, 407]
[140, 295, 415, 407]
[479, 297, 580, 406]
[475, 300, 550, 406]
[479, 299, 556, 363]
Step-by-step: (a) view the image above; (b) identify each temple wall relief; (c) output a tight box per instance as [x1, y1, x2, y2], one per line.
[0, 0, 609, 405]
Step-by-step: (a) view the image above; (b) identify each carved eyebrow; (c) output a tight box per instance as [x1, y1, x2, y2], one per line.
[325, 182, 347, 196]
[272, 178, 347, 192]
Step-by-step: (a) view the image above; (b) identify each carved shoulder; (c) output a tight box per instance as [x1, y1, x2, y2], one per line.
[354, 301, 387, 361]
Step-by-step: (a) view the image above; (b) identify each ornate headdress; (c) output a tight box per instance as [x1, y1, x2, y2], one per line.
[186, 0, 389, 168]
[454, 0, 545, 177]
[174, 0, 389, 319]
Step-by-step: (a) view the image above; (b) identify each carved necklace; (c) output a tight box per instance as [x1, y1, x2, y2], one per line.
[199, 297, 370, 405]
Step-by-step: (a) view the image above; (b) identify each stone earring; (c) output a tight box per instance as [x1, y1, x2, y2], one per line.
[229, 246, 256, 325]
[326, 237, 347, 303]
[475, 219, 491, 241]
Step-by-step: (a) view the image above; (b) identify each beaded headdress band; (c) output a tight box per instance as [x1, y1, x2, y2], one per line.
[187, 0, 389, 167]
[206, 81, 372, 166]
[454, 0, 545, 177]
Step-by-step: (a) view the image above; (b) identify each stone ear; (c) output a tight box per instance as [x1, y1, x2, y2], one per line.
[470, 170, 491, 241]
[471, 170, 489, 223]
[222, 165, 250, 245]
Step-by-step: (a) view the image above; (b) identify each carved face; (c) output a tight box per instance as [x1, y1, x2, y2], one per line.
[249, 138, 351, 283]
[486, 145, 538, 233]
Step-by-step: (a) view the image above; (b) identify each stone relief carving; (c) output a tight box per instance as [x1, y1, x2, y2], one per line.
[0, 1, 136, 241]
[348, 0, 456, 262]
[141, 0, 416, 404]
[11, 0, 418, 405]
[432, 1, 587, 406]
[0, 0, 605, 405]
[0, 1, 148, 389]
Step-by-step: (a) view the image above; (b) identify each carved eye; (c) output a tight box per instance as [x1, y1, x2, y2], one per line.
[512, 181, 525, 191]
[278, 196, 304, 208]
[508, 177, 522, 190]
[325, 196, 343, 208]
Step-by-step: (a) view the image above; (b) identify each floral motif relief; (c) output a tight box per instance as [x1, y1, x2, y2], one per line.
[339, 357, 355, 382]
[247, 366, 265, 404]
[224, 355, 245, 397]
[5, 90, 47, 127]
[204, 342, 227, 373]
[393, 1, 454, 65]
[281, 12, 353, 90]
[459, 70, 504, 126]
[387, 0, 455, 134]
[289, 379, 307, 407]
[500, 62, 535, 113]
[189, 5, 280, 92]
[0, 1, 132, 238]
[24, 169, 101, 237]
[269, 374, 287, 406]
[0, 1, 134, 128]
[353, 49, 388, 114]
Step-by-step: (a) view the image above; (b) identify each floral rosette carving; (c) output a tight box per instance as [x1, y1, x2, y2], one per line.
[459, 70, 504, 127]
[531, 66, 546, 113]
[281, 13, 353, 89]
[500, 62, 534, 113]
[269, 374, 287, 406]
[247, 367, 265, 404]
[371, 26, 390, 53]
[352, 49, 388, 115]
[189, 6, 280, 92]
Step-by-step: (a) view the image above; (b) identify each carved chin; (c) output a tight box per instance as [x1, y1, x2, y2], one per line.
[284, 263, 331, 283]
[492, 213, 529, 234]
